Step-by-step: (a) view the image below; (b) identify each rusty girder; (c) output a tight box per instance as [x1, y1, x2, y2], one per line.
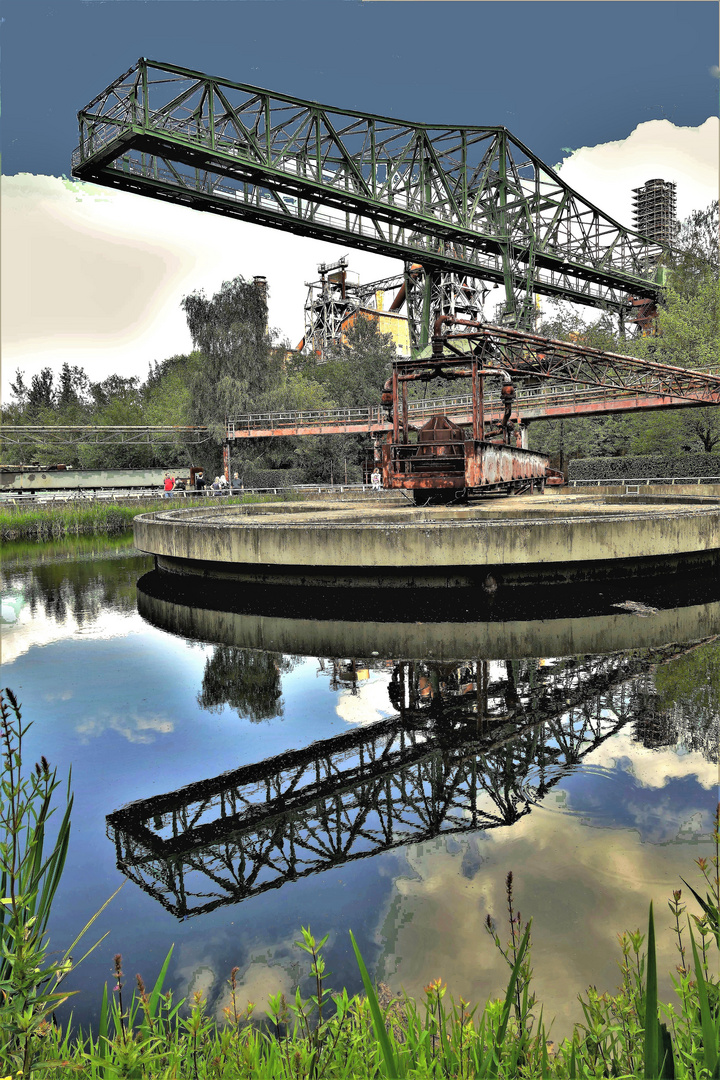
[435, 324, 720, 403]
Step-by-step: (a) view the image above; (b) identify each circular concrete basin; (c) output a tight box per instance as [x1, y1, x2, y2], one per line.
[133, 493, 720, 588]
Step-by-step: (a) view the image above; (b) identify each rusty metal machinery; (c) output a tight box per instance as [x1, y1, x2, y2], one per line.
[375, 317, 720, 503]
[380, 350, 553, 503]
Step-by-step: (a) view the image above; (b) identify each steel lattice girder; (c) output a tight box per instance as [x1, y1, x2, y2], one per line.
[72, 59, 664, 321]
[0, 426, 211, 449]
[225, 391, 714, 440]
[431, 325, 720, 403]
[224, 326, 720, 438]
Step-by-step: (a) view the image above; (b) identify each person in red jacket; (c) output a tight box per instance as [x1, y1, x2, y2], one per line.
[163, 474, 175, 498]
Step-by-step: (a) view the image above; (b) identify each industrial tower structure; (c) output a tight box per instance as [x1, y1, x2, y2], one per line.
[301, 257, 491, 358]
[632, 179, 678, 246]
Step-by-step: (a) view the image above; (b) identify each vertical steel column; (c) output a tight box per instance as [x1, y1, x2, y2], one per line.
[418, 270, 435, 350]
[402, 380, 408, 444]
[471, 359, 480, 441]
[498, 131, 515, 322]
[476, 659, 485, 728]
[141, 59, 149, 127]
[207, 82, 215, 150]
[392, 369, 399, 447]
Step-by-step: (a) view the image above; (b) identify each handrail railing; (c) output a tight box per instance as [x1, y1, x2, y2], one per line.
[226, 384, 659, 433]
[569, 476, 720, 487]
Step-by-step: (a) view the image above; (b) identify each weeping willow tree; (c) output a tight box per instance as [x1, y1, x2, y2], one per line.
[181, 276, 284, 441]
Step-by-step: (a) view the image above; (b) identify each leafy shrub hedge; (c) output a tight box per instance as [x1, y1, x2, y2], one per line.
[569, 453, 720, 481]
[240, 466, 305, 489]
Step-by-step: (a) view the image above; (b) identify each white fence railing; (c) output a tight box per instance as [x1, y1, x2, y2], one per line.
[569, 477, 720, 487]
[0, 484, 379, 505]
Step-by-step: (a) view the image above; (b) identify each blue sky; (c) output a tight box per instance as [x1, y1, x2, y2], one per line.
[2, 0, 718, 178]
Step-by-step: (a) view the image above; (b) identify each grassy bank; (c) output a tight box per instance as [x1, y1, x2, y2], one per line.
[0, 494, 293, 542]
[2, 689, 719, 1079]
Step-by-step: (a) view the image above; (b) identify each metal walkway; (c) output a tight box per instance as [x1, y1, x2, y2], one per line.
[227, 384, 717, 440]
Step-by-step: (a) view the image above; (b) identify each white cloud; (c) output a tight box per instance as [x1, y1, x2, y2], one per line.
[175, 932, 299, 1021]
[0, 601, 141, 666]
[3, 117, 717, 397]
[378, 804, 717, 1035]
[1, 172, 395, 396]
[335, 670, 396, 726]
[74, 711, 174, 745]
[555, 117, 719, 229]
[579, 729, 719, 791]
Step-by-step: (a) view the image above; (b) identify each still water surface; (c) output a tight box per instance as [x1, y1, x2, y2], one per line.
[1, 533, 718, 1035]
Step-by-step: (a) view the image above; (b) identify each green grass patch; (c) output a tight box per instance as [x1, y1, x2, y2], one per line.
[0, 493, 295, 543]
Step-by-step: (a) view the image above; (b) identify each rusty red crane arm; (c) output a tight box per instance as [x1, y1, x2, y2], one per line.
[436, 324, 720, 403]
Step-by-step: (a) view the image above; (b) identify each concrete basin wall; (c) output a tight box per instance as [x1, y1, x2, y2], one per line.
[133, 495, 720, 586]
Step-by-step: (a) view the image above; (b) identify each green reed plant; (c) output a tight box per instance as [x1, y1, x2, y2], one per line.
[14, 860, 720, 1079]
[0, 688, 118, 1078]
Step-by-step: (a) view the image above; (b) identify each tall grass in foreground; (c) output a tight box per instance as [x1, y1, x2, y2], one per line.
[1, 686, 718, 1078]
[0, 494, 292, 542]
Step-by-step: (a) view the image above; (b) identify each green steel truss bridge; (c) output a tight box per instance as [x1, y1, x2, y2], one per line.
[72, 59, 665, 334]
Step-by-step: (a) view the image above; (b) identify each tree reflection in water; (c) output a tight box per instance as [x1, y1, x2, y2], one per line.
[2, 547, 147, 626]
[107, 641, 714, 920]
[197, 645, 297, 722]
[647, 639, 720, 759]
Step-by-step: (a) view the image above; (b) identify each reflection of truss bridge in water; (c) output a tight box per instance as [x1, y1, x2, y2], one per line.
[107, 649, 673, 919]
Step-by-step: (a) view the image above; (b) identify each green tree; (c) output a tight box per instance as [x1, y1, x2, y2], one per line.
[56, 363, 90, 414]
[654, 639, 720, 761]
[286, 315, 396, 482]
[667, 201, 719, 300]
[77, 375, 155, 469]
[308, 314, 397, 409]
[631, 202, 719, 454]
[531, 202, 719, 461]
[8, 370, 28, 410]
[142, 352, 203, 469]
[26, 368, 56, 415]
[181, 276, 284, 440]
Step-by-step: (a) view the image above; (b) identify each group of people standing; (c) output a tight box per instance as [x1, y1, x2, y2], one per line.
[162, 471, 244, 497]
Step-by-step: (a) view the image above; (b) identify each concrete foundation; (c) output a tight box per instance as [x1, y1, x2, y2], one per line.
[133, 493, 720, 588]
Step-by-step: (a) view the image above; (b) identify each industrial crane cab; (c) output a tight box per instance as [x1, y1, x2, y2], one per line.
[380, 351, 555, 503]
